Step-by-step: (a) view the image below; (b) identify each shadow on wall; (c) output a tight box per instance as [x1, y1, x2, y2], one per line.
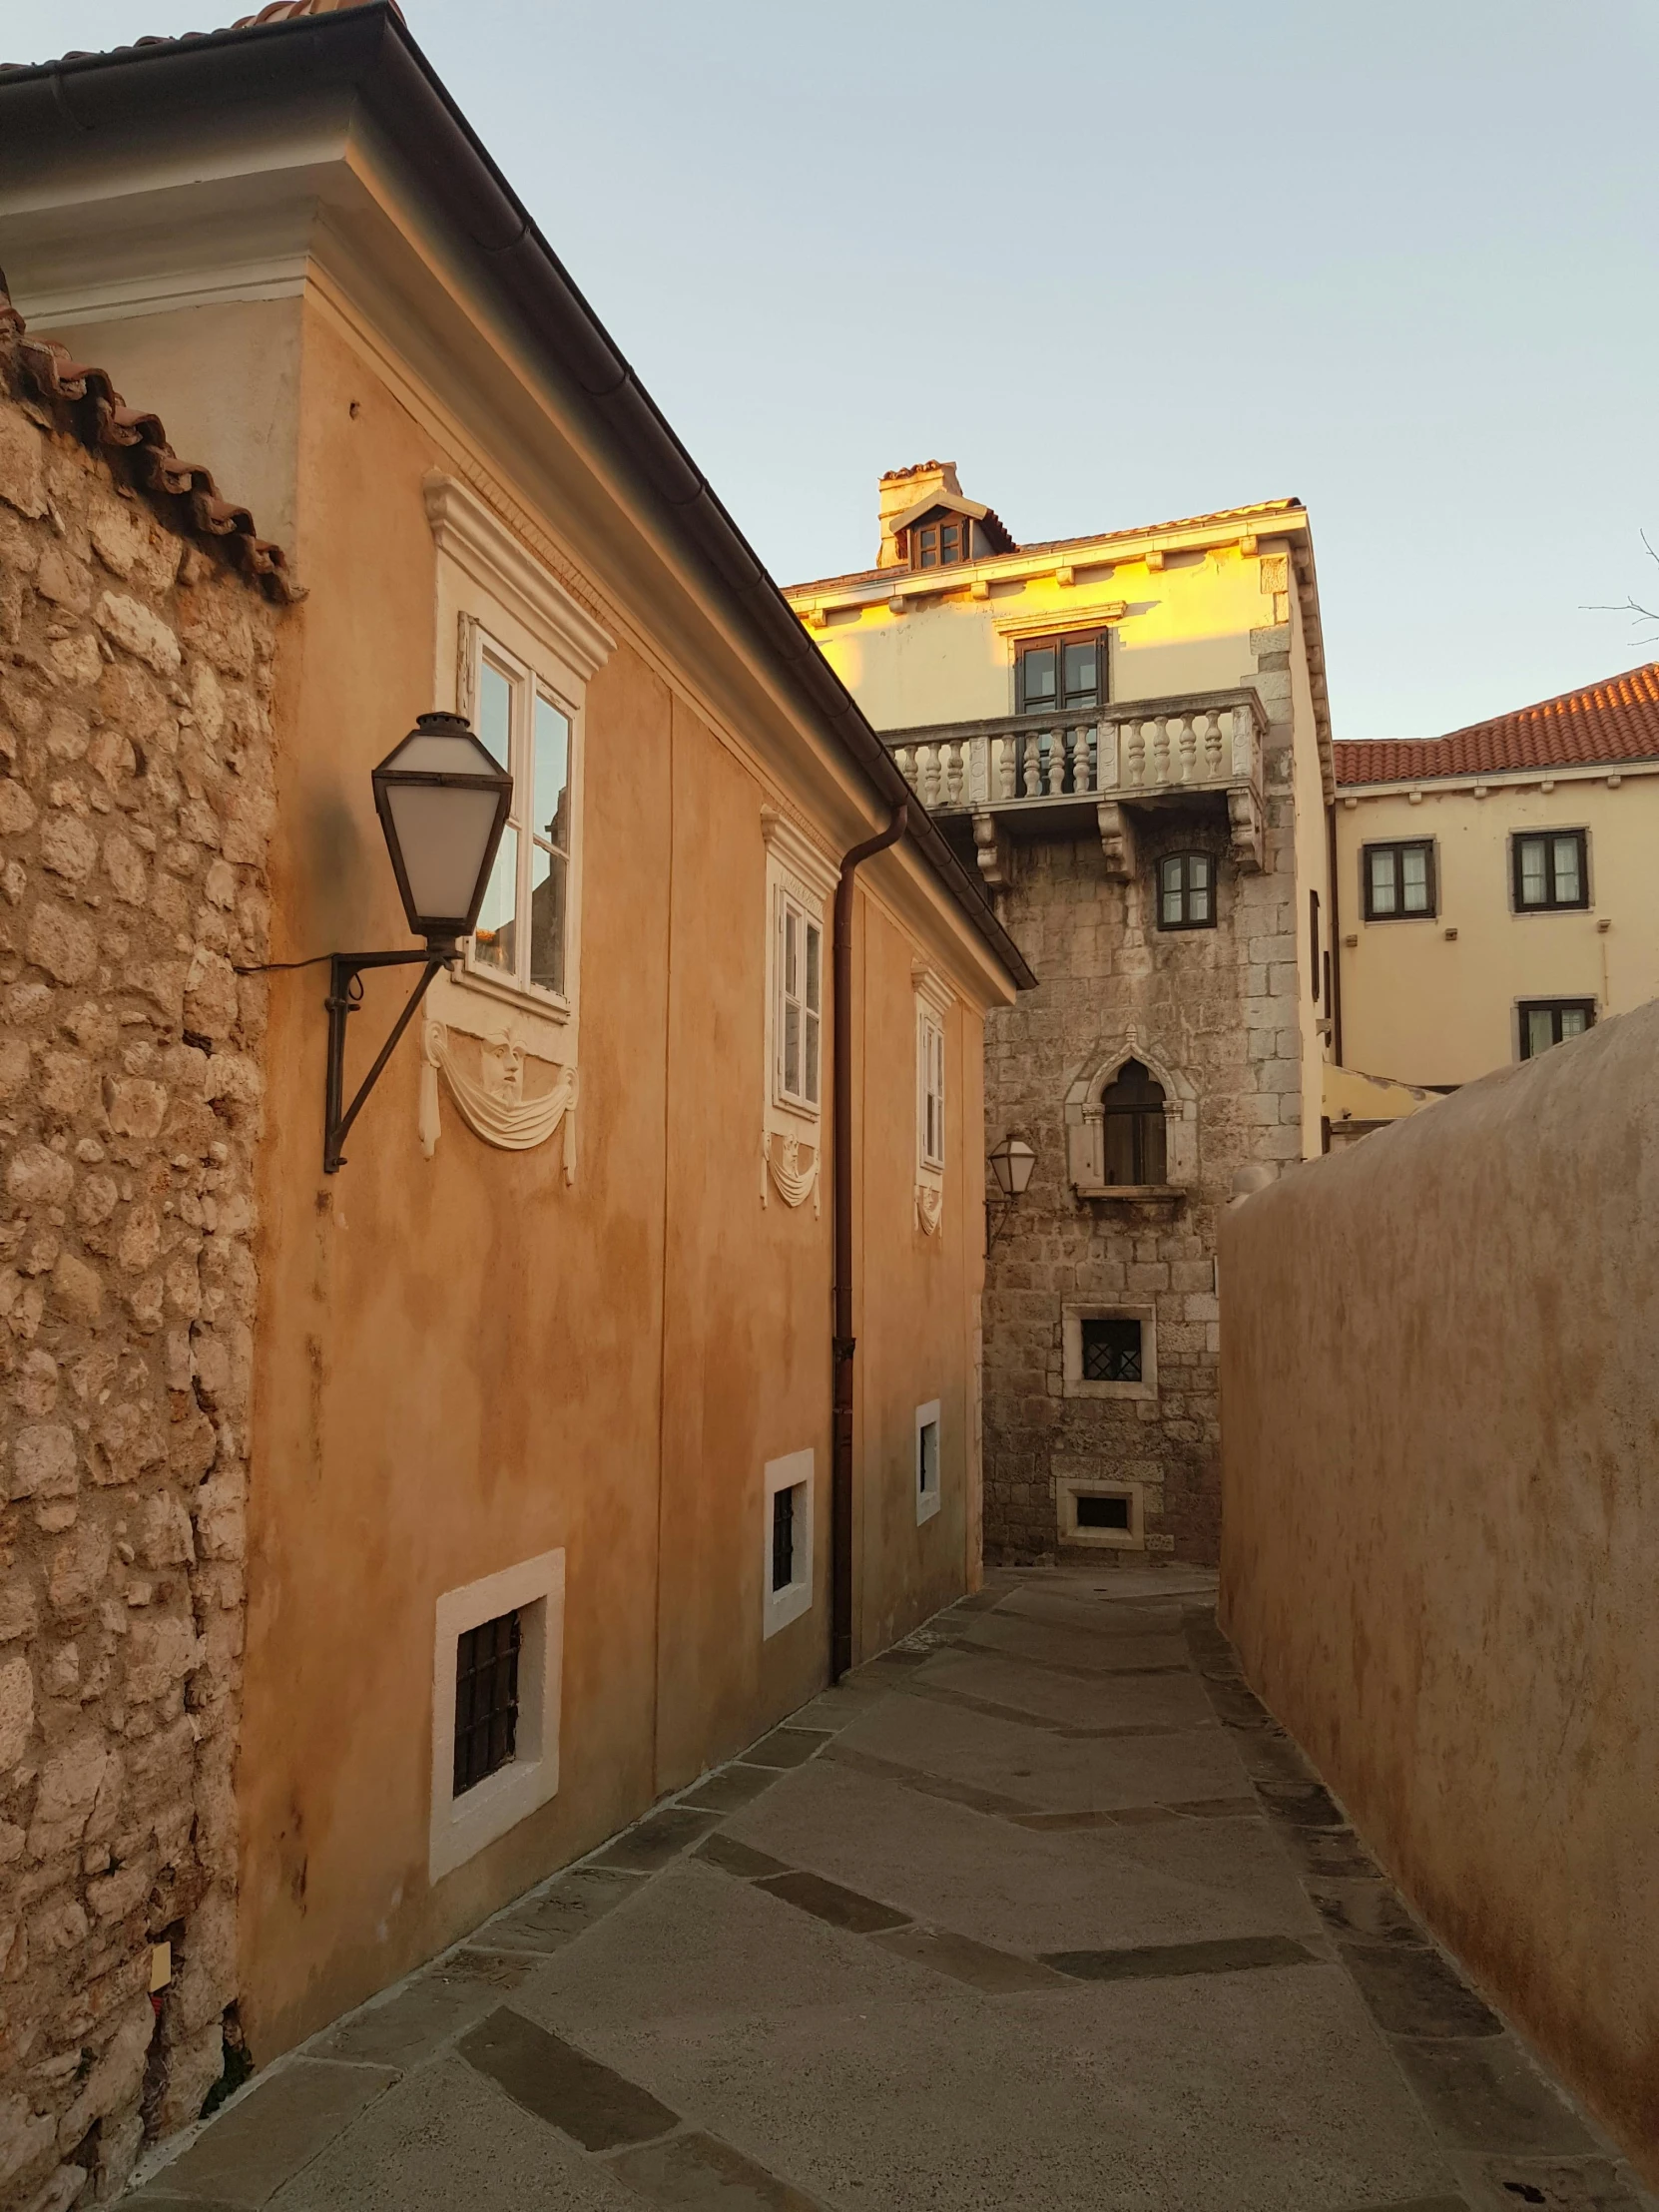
[1218, 999, 1659, 2186]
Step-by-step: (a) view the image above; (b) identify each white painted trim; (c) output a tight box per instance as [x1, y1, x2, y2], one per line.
[915, 1400, 942, 1525]
[425, 474, 615, 684]
[762, 1450, 816, 1640]
[761, 806, 840, 903]
[429, 1549, 565, 1886]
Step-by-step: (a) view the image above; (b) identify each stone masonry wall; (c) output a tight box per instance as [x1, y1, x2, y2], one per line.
[983, 628, 1304, 1564]
[0, 334, 278, 2208]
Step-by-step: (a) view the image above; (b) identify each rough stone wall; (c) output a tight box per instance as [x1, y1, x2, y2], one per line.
[982, 628, 1304, 1564]
[0, 347, 277, 2207]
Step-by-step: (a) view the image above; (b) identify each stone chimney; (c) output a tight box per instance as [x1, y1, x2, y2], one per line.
[876, 460, 962, 569]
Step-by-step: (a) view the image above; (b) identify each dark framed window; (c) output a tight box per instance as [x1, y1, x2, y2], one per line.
[453, 1609, 522, 1799]
[917, 1415, 939, 1501]
[903, 509, 970, 571]
[1309, 889, 1322, 1002]
[771, 1484, 797, 1594]
[1512, 830, 1588, 911]
[1075, 1491, 1132, 1531]
[1080, 1318, 1142, 1383]
[1363, 839, 1435, 920]
[1518, 998, 1595, 1060]
[1101, 1058, 1167, 1186]
[1016, 630, 1107, 716]
[1158, 852, 1214, 930]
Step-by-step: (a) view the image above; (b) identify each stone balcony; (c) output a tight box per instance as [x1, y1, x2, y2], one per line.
[884, 686, 1269, 885]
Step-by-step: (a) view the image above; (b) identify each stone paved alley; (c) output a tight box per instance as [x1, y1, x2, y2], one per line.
[125, 1569, 1652, 2212]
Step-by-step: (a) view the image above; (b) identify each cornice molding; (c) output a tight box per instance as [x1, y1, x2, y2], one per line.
[761, 804, 840, 902]
[424, 472, 615, 682]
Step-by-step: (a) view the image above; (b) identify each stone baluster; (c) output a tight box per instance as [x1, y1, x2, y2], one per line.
[1200, 714, 1223, 780]
[1022, 734, 1042, 798]
[893, 746, 915, 795]
[995, 736, 1016, 802]
[945, 741, 964, 807]
[1125, 721, 1147, 789]
[1046, 731, 1065, 796]
[1177, 716, 1196, 783]
[1097, 718, 1120, 793]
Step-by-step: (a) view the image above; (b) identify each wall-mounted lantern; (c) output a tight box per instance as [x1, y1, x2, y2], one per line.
[322, 712, 512, 1174]
[986, 1132, 1036, 1252]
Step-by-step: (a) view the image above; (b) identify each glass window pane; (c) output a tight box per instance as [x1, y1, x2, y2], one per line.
[1559, 1005, 1589, 1039]
[941, 524, 959, 558]
[1553, 836, 1581, 903]
[805, 921, 821, 1014]
[1061, 640, 1099, 707]
[804, 1010, 820, 1105]
[1519, 837, 1546, 903]
[1401, 847, 1428, 910]
[534, 698, 570, 851]
[1369, 850, 1396, 914]
[1189, 878, 1211, 921]
[784, 907, 798, 997]
[473, 825, 517, 973]
[784, 1003, 800, 1096]
[479, 659, 513, 773]
[1020, 647, 1057, 712]
[1525, 1008, 1554, 1056]
[529, 844, 566, 995]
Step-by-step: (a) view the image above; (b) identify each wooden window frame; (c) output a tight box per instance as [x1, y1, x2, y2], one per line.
[1100, 1061, 1168, 1188]
[904, 509, 971, 572]
[774, 885, 823, 1114]
[1362, 837, 1437, 922]
[1511, 829, 1589, 912]
[1156, 851, 1216, 932]
[1014, 629, 1110, 716]
[917, 1006, 945, 1170]
[1517, 998, 1596, 1060]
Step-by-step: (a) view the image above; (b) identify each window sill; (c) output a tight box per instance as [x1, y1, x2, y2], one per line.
[1073, 1183, 1186, 1207]
[769, 1095, 823, 1129]
[451, 959, 571, 1026]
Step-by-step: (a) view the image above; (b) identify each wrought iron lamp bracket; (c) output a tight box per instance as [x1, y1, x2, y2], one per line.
[323, 944, 453, 1175]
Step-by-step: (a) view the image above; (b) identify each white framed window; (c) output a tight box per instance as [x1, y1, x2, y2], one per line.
[429, 1548, 565, 1884]
[775, 887, 823, 1111]
[918, 1009, 944, 1170]
[469, 630, 574, 1005]
[915, 1399, 941, 1525]
[762, 1449, 815, 1639]
[912, 961, 952, 1235]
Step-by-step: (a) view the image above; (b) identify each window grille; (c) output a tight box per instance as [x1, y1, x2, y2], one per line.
[1080, 1317, 1142, 1384]
[452, 1608, 522, 1798]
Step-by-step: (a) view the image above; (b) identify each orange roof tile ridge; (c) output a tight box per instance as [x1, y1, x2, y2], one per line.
[0, 286, 302, 604]
[1333, 662, 1659, 785]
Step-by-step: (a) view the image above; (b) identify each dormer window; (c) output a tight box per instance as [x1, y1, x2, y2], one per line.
[900, 509, 971, 571]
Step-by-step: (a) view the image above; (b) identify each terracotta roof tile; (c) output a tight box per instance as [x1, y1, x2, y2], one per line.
[0, 290, 301, 603]
[0, 0, 397, 74]
[1334, 664, 1659, 786]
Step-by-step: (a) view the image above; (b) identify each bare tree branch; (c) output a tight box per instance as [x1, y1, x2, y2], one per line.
[1583, 530, 1659, 638]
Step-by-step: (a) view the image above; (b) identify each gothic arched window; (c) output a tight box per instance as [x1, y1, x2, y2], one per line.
[1101, 1059, 1167, 1186]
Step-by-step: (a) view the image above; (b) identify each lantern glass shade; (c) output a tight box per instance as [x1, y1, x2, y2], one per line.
[371, 713, 514, 945]
[989, 1135, 1036, 1200]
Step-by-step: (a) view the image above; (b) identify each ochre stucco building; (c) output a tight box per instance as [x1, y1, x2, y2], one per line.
[0, 8, 1031, 2198]
[787, 464, 1336, 1566]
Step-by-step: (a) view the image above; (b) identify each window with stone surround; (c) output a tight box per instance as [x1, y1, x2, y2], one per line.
[760, 812, 838, 1214]
[1512, 830, 1588, 912]
[1101, 1060, 1167, 1186]
[1062, 1303, 1158, 1401]
[1517, 998, 1595, 1059]
[1016, 630, 1108, 715]
[429, 1550, 564, 1883]
[915, 1399, 941, 1525]
[763, 1449, 815, 1637]
[1157, 851, 1215, 930]
[1362, 838, 1435, 921]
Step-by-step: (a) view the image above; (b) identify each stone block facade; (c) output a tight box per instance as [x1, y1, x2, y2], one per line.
[0, 318, 279, 2208]
[983, 631, 1306, 1565]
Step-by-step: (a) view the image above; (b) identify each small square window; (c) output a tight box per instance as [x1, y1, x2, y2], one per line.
[915, 1398, 941, 1524]
[1080, 1317, 1142, 1383]
[1057, 1478, 1145, 1550]
[1363, 839, 1436, 921]
[453, 1608, 522, 1799]
[1512, 830, 1588, 911]
[1075, 1493, 1131, 1532]
[1518, 998, 1595, 1059]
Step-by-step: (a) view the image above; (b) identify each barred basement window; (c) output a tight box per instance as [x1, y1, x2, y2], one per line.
[453, 1608, 522, 1798]
[1080, 1317, 1142, 1383]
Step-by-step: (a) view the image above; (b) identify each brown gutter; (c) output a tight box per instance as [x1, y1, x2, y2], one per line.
[831, 804, 907, 1681]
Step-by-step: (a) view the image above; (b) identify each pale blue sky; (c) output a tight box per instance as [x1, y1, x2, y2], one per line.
[6, 0, 1657, 739]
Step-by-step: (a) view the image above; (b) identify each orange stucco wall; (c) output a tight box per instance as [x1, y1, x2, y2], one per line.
[236, 305, 992, 2054]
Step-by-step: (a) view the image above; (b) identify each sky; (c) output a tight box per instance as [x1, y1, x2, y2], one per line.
[5, 0, 1657, 741]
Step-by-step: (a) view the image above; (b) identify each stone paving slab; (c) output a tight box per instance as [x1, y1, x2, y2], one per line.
[126, 1568, 1655, 2212]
